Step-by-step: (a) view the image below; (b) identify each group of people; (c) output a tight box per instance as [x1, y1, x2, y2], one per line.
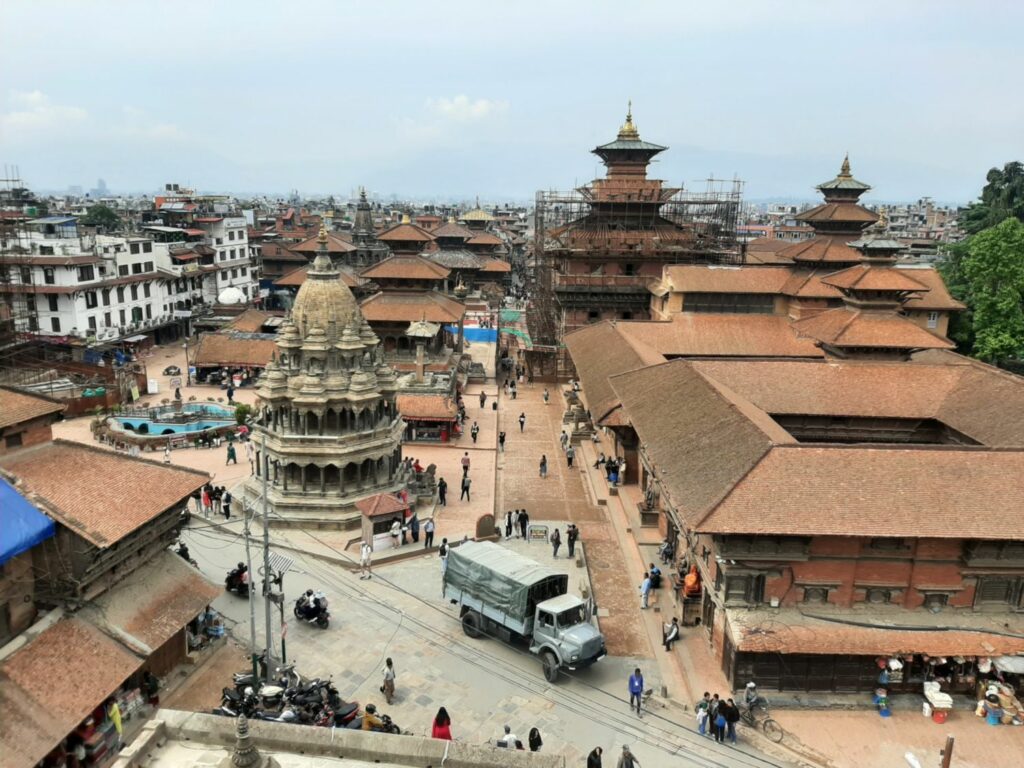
[548, 523, 579, 558]
[193, 483, 233, 519]
[638, 563, 662, 609]
[595, 453, 627, 485]
[503, 508, 531, 538]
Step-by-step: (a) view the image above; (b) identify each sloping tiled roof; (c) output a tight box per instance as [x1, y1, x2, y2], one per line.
[360, 255, 450, 281]
[432, 221, 475, 240]
[479, 257, 512, 273]
[0, 440, 208, 547]
[0, 617, 144, 768]
[81, 551, 220, 652]
[359, 291, 465, 324]
[355, 492, 409, 517]
[193, 331, 278, 367]
[275, 264, 362, 288]
[778, 236, 863, 264]
[665, 265, 791, 294]
[821, 264, 929, 292]
[780, 269, 844, 299]
[795, 203, 879, 225]
[466, 232, 503, 247]
[0, 386, 65, 430]
[289, 231, 356, 253]
[697, 445, 1024, 539]
[899, 267, 967, 311]
[226, 308, 271, 332]
[396, 394, 458, 421]
[618, 314, 823, 358]
[791, 308, 955, 350]
[377, 222, 435, 243]
[427, 249, 484, 270]
[260, 242, 308, 262]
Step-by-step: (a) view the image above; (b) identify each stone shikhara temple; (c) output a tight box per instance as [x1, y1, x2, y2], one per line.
[244, 225, 408, 527]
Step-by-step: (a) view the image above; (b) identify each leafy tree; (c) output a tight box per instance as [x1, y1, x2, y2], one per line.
[235, 402, 253, 425]
[79, 203, 122, 231]
[937, 239, 975, 353]
[958, 217, 1024, 363]
[961, 161, 1024, 235]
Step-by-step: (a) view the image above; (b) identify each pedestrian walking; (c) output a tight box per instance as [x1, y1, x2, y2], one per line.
[640, 572, 651, 609]
[505, 510, 514, 538]
[528, 727, 543, 752]
[479, 391, 487, 409]
[191, 489, 202, 515]
[725, 698, 740, 744]
[461, 452, 471, 476]
[431, 707, 452, 741]
[709, 694, 722, 741]
[543, 388, 550, 405]
[360, 540, 373, 579]
[617, 745, 640, 768]
[566, 524, 579, 557]
[550, 528, 561, 558]
[518, 412, 526, 432]
[628, 668, 644, 716]
[423, 518, 435, 549]
[222, 490, 232, 520]
[460, 475, 471, 501]
[566, 444, 575, 468]
[663, 617, 679, 651]
[226, 385, 235, 404]
[510, 382, 517, 400]
[470, 422, 480, 444]
[560, 431, 568, 451]
[587, 747, 603, 768]
[539, 454, 548, 478]
[390, 518, 401, 548]
[519, 510, 529, 538]
[436, 478, 447, 508]
[498, 431, 506, 452]
[381, 658, 396, 705]
[439, 538, 450, 587]
[696, 692, 711, 736]
[225, 443, 237, 465]
[163, 444, 171, 464]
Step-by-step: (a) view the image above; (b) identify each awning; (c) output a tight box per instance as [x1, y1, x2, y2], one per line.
[994, 656, 1024, 674]
[0, 477, 55, 565]
[123, 334, 148, 343]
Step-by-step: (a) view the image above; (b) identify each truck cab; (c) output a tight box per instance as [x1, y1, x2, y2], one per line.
[532, 594, 606, 681]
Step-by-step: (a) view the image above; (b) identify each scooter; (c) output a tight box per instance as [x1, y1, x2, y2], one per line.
[293, 592, 330, 629]
[225, 564, 250, 597]
[346, 712, 401, 734]
[252, 706, 299, 724]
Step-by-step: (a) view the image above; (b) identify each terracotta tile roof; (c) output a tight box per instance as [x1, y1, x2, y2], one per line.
[427, 249, 484, 270]
[193, 331, 278, 368]
[0, 440, 208, 547]
[432, 221, 475, 240]
[779, 236, 863, 264]
[260, 242, 308, 262]
[226, 308, 272, 332]
[899, 267, 967, 311]
[664, 265, 791, 294]
[821, 264, 930, 292]
[795, 202, 879, 225]
[81, 551, 220, 652]
[466, 232, 503, 247]
[729, 609, 1024, 656]
[397, 394, 459, 421]
[698, 445, 1024, 539]
[356, 492, 409, 517]
[275, 265, 362, 288]
[780, 269, 844, 299]
[479, 257, 512, 273]
[617, 314, 823, 358]
[0, 617, 144, 767]
[792, 308, 955, 350]
[359, 291, 465, 324]
[0, 386, 65, 429]
[377, 222, 435, 243]
[289, 231, 356, 253]
[360, 255, 450, 281]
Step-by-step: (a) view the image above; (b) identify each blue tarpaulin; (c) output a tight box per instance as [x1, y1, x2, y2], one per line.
[0, 477, 55, 565]
[446, 326, 497, 343]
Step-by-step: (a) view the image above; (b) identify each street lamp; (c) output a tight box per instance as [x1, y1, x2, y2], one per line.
[183, 340, 191, 386]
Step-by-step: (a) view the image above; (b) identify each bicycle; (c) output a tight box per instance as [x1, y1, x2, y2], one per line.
[739, 698, 784, 743]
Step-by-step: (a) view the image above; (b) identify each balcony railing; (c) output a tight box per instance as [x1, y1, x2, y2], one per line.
[553, 274, 650, 289]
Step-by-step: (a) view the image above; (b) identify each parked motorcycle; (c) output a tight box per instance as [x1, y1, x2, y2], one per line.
[345, 706, 401, 734]
[293, 590, 330, 629]
[225, 562, 250, 597]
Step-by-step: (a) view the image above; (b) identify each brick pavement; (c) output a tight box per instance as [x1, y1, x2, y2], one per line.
[494, 382, 651, 659]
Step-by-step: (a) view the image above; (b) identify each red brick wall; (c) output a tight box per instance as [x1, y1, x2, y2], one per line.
[0, 420, 54, 456]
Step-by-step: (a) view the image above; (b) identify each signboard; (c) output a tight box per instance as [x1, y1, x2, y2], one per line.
[528, 524, 549, 542]
[173, 310, 192, 319]
[129, 384, 140, 401]
[169, 376, 182, 388]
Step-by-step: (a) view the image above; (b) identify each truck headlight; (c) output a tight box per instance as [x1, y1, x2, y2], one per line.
[570, 653, 579, 661]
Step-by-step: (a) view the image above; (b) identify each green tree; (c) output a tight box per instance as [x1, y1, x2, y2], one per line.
[961, 161, 1024, 235]
[937, 239, 975, 353]
[79, 203, 122, 231]
[958, 217, 1024, 363]
[235, 402, 253, 425]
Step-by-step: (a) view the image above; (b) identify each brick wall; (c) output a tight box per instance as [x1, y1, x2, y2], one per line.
[0, 419, 55, 456]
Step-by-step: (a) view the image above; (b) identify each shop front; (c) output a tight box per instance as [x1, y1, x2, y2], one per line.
[397, 394, 459, 443]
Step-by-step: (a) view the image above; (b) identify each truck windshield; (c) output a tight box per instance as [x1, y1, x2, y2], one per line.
[557, 606, 586, 627]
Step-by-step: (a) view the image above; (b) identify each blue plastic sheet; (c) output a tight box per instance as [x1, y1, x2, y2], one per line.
[0, 477, 55, 565]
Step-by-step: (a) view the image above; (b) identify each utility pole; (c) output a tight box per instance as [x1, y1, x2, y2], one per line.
[939, 735, 954, 768]
[242, 503, 259, 683]
[261, 432, 273, 682]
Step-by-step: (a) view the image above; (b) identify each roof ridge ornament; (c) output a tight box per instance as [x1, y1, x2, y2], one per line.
[617, 100, 640, 141]
[839, 153, 852, 179]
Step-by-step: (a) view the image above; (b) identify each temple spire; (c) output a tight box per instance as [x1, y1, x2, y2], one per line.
[839, 153, 851, 178]
[617, 100, 639, 141]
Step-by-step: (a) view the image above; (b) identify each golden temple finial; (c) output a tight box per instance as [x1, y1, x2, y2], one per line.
[617, 101, 639, 140]
[839, 153, 852, 178]
[401, 213, 411, 224]
[317, 222, 328, 244]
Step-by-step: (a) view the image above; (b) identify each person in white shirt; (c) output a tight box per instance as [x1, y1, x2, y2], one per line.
[360, 541, 373, 580]
[499, 724, 519, 748]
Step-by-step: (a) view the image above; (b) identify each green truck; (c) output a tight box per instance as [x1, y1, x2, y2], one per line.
[443, 540, 606, 682]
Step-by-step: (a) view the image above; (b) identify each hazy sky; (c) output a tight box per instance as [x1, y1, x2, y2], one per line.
[2, 1, 1022, 203]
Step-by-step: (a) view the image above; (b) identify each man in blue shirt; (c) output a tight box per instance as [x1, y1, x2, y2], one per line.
[628, 668, 644, 717]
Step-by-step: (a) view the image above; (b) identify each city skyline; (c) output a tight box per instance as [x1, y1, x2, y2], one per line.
[2, 1, 1022, 203]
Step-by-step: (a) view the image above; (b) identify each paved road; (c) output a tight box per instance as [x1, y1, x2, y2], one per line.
[183, 523, 798, 768]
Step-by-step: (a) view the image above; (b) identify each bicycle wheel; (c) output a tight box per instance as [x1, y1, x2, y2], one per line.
[762, 718, 784, 743]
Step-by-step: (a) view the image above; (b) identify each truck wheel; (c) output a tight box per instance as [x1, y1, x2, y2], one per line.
[461, 611, 482, 638]
[541, 651, 559, 683]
